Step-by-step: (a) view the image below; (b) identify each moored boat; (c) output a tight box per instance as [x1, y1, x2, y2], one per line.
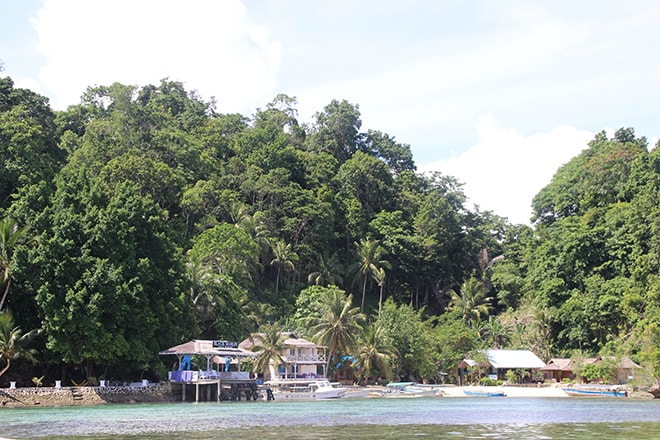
[463, 389, 506, 397]
[563, 386, 627, 397]
[379, 382, 441, 398]
[262, 379, 347, 400]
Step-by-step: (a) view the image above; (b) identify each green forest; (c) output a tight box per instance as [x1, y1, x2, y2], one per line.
[1, 72, 659, 386]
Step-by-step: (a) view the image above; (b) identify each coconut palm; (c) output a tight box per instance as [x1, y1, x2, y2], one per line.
[250, 324, 286, 380]
[349, 238, 390, 313]
[307, 252, 344, 287]
[352, 323, 394, 384]
[270, 240, 298, 296]
[0, 310, 40, 378]
[308, 289, 365, 374]
[0, 217, 27, 312]
[374, 267, 387, 317]
[483, 316, 511, 349]
[448, 276, 492, 327]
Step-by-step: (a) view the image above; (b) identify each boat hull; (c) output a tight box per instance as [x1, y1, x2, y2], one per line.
[563, 387, 627, 397]
[261, 380, 347, 400]
[463, 390, 506, 397]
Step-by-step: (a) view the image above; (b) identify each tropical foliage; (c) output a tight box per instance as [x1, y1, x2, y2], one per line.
[0, 310, 39, 377]
[1, 72, 659, 386]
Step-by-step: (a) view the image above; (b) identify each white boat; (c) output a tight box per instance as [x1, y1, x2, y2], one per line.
[369, 382, 441, 398]
[262, 379, 347, 400]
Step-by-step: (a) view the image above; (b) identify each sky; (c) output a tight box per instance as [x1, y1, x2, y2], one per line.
[1, 0, 659, 225]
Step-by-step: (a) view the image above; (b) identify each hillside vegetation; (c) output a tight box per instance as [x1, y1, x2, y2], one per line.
[1, 76, 659, 385]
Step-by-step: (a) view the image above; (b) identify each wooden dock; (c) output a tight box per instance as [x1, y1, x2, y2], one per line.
[168, 371, 259, 402]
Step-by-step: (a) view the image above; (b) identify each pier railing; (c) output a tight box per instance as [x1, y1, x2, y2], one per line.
[168, 370, 250, 383]
[284, 353, 326, 362]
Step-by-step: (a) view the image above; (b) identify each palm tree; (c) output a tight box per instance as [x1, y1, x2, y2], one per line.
[307, 252, 344, 287]
[0, 310, 40, 378]
[483, 316, 511, 349]
[249, 324, 286, 380]
[374, 267, 386, 317]
[0, 217, 27, 312]
[352, 323, 394, 385]
[270, 240, 298, 296]
[308, 289, 365, 375]
[448, 276, 492, 327]
[349, 238, 390, 313]
[185, 252, 226, 335]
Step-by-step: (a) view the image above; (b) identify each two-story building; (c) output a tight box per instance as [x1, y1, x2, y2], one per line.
[239, 332, 327, 380]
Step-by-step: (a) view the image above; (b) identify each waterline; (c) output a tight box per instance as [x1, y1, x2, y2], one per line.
[2, 397, 660, 439]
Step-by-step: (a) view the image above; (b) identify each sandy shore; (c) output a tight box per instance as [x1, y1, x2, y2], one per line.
[2, 383, 653, 408]
[440, 384, 569, 398]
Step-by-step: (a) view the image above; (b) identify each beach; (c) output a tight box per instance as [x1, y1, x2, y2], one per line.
[440, 384, 569, 398]
[1, 382, 654, 408]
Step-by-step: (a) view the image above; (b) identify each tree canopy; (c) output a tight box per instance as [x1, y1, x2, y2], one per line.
[1, 73, 660, 385]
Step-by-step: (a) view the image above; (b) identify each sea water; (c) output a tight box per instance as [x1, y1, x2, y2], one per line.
[2, 397, 660, 439]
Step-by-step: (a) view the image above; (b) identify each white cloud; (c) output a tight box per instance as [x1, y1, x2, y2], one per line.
[421, 116, 594, 225]
[30, 0, 281, 111]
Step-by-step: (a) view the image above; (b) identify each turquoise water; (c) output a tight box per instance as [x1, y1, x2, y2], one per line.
[2, 397, 660, 439]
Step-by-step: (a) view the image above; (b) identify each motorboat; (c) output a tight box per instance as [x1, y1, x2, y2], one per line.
[262, 379, 347, 400]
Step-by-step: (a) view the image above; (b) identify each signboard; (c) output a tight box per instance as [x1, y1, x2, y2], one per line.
[213, 340, 238, 348]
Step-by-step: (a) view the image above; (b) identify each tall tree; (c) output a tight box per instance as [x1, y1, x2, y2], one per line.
[349, 238, 390, 313]
[308, 288, 365, 374]
[352, 322, 394, 384]
[0, 217, 26, 311]
[448, 276, 492, 327]
[250, 324, 286, 380]
[0, 77, 63, 211]
[28, 174, 189, 377]
[269, 239, 298, 296]
[307, 252, 344, 287]
[378, 299, 436, 381]
[306, 99, 365, 164]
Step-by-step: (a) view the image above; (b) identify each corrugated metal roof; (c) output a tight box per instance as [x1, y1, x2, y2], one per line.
[486, 349, 545, 369]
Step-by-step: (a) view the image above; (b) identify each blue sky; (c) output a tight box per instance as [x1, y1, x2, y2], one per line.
[1, 0, 659, 224]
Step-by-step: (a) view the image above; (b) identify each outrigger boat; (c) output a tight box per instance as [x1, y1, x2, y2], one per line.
[463, 389, 506, 397]
[563, 386, 627, 397]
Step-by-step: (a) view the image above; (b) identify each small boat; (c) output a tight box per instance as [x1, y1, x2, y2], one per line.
[563, 386, 627, 397]
[463, 389, 506, 397]
[381, 382, 440, 398]
[262, 379, 347, 400]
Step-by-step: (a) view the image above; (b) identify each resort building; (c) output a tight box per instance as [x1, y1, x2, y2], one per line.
[159, 339, 258, 402]
[239, 332, 327, 380]
[540, 355, 642, 384]
[540, 358, 574, 382]
[459, 349, 546, 384]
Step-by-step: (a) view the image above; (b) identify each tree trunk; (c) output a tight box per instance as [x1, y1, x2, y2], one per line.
[378, 284, 384, 317]
[0, 278, 11, 312]
[0, 358, 10, 377]
[361, 276, 367, 312]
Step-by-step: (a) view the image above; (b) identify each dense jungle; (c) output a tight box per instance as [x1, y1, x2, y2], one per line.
[1, 71, 659, 386]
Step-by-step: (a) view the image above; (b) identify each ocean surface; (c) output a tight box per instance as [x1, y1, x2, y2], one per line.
[2, 396, 660, 439]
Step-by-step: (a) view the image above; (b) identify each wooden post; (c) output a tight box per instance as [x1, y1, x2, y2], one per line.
[182, 383, 186, 402]
[195, 383, 199, 403]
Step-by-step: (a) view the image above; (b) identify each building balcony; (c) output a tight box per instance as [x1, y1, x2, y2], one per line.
[284, 353, 326, 363]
